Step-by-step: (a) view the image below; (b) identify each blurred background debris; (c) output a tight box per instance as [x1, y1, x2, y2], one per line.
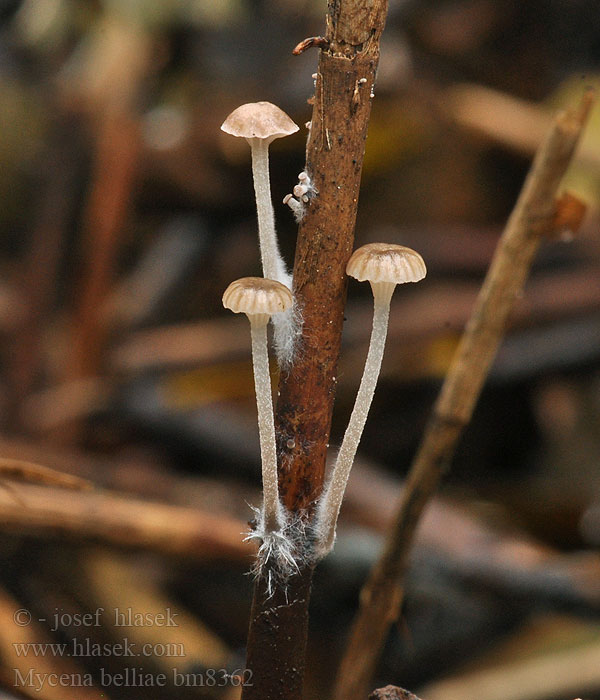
[0, 0, 598, 698]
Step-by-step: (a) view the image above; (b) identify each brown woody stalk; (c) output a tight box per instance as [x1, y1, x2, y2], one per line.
[68, 111, 140, 386]
[60, 18, 151, 443]
[241, 1, 389, 699]
[0, 482, 252, 561]
[334, 90, 594, 700]
[4, 117, 81, 433]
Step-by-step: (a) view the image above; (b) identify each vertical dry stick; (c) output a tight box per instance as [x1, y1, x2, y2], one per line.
[241, 1, 389, 699]
[50, 111, 139, 445]
[334, 90, 594, 700]
[59, 18, 151, 443]
[4, 117, 82, 433]
[69, 111, 140, 383]
[56, 114, 140, 445]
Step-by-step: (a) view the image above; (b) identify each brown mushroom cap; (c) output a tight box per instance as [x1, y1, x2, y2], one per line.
[346, 243, 426, 285]
[222, 277, 293, 317]
[221, 102, 299, 142]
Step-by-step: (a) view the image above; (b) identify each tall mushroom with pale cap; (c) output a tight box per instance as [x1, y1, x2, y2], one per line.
[315, 243, 427, 556]
[221, 102, 300, 367]
[221, 101, 298, 286]
[222, 277, 293, 532]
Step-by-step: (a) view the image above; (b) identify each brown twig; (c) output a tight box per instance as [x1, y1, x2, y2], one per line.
[0, 458, 92, 491]
[421, 635, 600, 700]
[4, 116, 82, 434]
[334, 90, 595, 700]
[66, 111, 140, 389]
[444, 83, 600, 171]
[241, 1, 390, 698]
[344, 462, 600, 611]
[292, 36, 330, 55]
[0, 482, 253, 562]
[59, 16, 151, 443]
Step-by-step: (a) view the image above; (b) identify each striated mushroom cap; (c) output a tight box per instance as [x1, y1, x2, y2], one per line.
[222, 277, 293, 318]
[221, 102, 299, 143]
[346, 243, 426, 285]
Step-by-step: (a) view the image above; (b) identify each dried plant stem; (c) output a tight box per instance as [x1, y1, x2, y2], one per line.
[4, 117, 82, 433]
[69, 112, 140, 384]
[0, 458, 92, 491]
[334, 90, 594, 700]
[241, 0, 390, 698]
[0, 482, 252, 560]
[421, 634, 600, 700]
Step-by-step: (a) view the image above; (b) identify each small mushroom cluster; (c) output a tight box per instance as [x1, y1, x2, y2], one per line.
[283, 171, 316, 222]
[220, 102, 427, 579]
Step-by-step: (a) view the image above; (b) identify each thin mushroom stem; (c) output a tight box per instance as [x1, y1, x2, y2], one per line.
[249, 139, 289, 285]
[250, 138, 296, 367]
[315, 283, 394, 556]
[249, 315, 282, 532]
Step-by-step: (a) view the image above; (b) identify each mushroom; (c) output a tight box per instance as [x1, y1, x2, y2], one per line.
[222, 277, 293, 532]
[283, 193, 305, 222]
[315, 243, 426, 556]
[221, 102, 299, 286]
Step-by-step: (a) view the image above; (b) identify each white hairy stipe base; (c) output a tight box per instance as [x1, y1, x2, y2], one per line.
[245, 505, 312, 597]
